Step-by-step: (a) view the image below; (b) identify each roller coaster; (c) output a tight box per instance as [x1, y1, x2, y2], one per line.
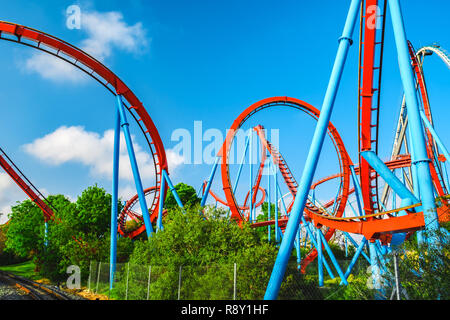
[0, 0, 449, 300]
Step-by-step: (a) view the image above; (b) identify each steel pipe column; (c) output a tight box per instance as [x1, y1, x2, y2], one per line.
[116, 95, 154, 237]
[200, 157, 220, 207]
[109, 107, 121, 290]
[388, 0, 440, 244]
[264, 0, 361, 300]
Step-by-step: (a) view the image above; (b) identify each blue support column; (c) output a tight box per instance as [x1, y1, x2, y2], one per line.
[331, 180, 342, 213]
[44, 221, 48, 247]
[318, 230, 348, 285]
[162, 169, 184, 209]
[407, 127, 421, 199]
[317, 227, 324, 287]
[110, 106, 121, 290]
[350, 165, 364, 217]
[274, 165, 279, 243]
[200, 156, 220, 207]
[341, 238, 368, 283]
[389, 0, 440, 245]
[268, 159, 271, 243]
[419, 111, 450, 165]
[264, 0, 361, 299]
[347, 200, 360, 218]
[302, 218, 335, 279]
[343, 232, 371, 263]
[441, 160, 450, 191]
[296, 228, 302, 269]
[225, 135, 251, 219]
[233, 135, 250, 194]
[408, 128, 425, 244]
[392, 173, 397, 212]
[361, 151, 419, 203]
[116, 95, 153, 237]
[249, 131, 254, 222]
[157, 179, 166, 232]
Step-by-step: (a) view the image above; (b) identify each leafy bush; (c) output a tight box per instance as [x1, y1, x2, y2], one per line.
[123, 206, 282, 299]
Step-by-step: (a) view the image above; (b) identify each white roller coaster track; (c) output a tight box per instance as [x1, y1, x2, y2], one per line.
[381, 44, 450, 206]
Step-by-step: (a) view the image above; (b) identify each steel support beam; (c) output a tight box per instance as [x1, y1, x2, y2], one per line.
[162, 169, 184, 209]
[157, 178, 166, 231]
[110, 106, 121, 290]
[350, 165, 364, 216]
[264, 0, 361, 299]
[388, 0, 440, 244]
[420, 111, 450, 165]
[361, 151, 419, 203]
[200, 156, 220, 207]
[116, 95, 153, 237]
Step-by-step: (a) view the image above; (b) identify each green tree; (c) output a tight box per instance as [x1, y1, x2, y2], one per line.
[5, 200, 45, 259]
[4, 185, 128, 282]
[383, 230, 450, 300]
[255, 202, 277, 243]
[164, 183, 200, 210]
[124, 205, 299, 299]
[70, 184, 112, 235]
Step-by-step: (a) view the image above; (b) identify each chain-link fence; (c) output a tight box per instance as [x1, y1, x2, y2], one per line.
[85, 257, 385, 300]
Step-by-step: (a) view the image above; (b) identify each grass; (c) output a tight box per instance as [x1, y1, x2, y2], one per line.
[0, 260, 42, 281]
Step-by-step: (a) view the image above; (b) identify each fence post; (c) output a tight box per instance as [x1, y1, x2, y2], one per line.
[147, 265, 152, 300]
[393, 251, 400, 300]
[87, 260, 92, 292]
[178, 266, 182, 300]
[95, 261, 101, 293]
[233, 263, 237, 300]
[125, 262, 130, 300]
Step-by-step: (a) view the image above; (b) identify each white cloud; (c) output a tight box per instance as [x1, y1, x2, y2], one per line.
[23, 126, 151, 182]
[0, 123, 185, 219]
[25, 53, 88, 83]
[1, 125, 186, 213]
[80, 11, 148, 61]
[166, 149, 186, 171]
[0, 173, 26, 224]
[22, 125, 184, 185]
[24, 9, 148, 82]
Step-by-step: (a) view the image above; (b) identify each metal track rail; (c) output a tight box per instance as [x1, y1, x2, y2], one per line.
[0, 270, 75, 300]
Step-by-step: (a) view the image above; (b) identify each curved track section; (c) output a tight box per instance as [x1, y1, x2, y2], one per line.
[0, 146, 55, 221]
[0, 22, 168, 225]
[219, 97, 351, 224]
[118, 186, 169, 238]
[218, 96, 351, 271]
[305, 41, 450, 241]
[408, 42, 449, 197]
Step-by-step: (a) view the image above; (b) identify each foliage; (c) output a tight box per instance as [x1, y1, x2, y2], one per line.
[0, 260, 42, 280]
[4, 185, 128, 283]
[164, 183, 200, 210]
[122, 205, 282, 299]
[383, 229, 450, 300]
[5, 199, 45, 259]
[254, 202, 277, 243]
[0, 224, 28, 265]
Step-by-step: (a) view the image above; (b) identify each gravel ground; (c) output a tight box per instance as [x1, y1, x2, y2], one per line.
[46, 284, 87, 300]
[0, 281, 31, 300]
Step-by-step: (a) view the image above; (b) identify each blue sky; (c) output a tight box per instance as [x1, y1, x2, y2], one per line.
[0, 0, 448, 222]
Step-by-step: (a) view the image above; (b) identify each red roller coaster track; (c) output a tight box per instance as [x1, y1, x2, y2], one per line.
[0, 147, 54, 221]
[214, 96, 352, 271]
[0, 21, 168, 225]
